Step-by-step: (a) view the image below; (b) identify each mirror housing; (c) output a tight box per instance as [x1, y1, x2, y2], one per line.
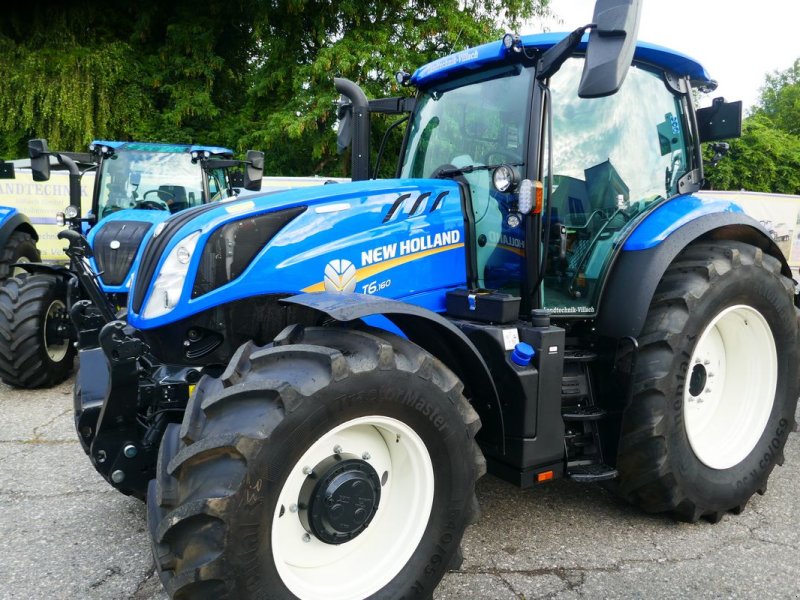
[243, 150, 264, 191]
[0, 160, 14, 180]
[578, 0, 642, 98]
[28, 138, 51, 182]
[697, 98, 742, 142]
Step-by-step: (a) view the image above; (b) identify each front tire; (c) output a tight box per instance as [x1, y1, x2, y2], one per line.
[616, 241, 799, 522]
[148, 325, 484, 599]
[0, 273, 75, 388]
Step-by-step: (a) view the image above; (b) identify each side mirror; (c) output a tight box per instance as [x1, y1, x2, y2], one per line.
[578, 0, 642, 98]
[243, 150, 264, 191]
[697, 98, 742, 142]
[29, 138, 51, 182]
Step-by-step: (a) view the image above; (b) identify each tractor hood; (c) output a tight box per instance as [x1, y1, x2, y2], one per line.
[87, 209, 173, 292]
[127, 178, 467, 330]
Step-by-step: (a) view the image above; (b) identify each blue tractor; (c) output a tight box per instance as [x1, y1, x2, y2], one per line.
[0, 203, 40, 279]
[67, 1, 798, 598]
[0, 139, 263, 388]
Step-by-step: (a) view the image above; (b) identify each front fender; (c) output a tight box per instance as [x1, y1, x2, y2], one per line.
[282, 292, 505, 454]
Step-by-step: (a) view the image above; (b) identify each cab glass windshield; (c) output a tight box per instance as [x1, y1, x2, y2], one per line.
[98, 151, 205, 218]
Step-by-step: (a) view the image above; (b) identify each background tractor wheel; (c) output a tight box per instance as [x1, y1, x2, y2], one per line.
[616, 241, 799, 522]
[0, 273, 75, 388]
[0, 231, 40, 280]
[148, 325, 485, 599]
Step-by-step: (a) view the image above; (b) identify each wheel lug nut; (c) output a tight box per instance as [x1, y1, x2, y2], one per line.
[333, 445, 343, 454]
[362, 452, 371, 460]
[302, 533, 311, 543]
[302, 466, 313, 475]
[289, 504, 298, 513]
[704, 360, 710, 365]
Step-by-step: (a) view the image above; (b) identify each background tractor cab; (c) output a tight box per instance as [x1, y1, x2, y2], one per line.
[0, 139, 264, 389]
[30, 138, 264, 296]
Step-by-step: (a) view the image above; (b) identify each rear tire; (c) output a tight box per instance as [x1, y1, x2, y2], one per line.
[0, 231, 40, 280]
[616, 241, 799, 522]
[148, 325, 484, 599]
[0, 273, 75, 388]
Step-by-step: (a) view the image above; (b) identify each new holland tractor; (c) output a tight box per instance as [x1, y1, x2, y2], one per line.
[0, 139, 263, 388]
[64, 1, 798, 597]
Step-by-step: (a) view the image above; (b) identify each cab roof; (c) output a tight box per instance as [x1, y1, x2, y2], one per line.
[90, 140, 234, 157]
[410, 32, 713, 89]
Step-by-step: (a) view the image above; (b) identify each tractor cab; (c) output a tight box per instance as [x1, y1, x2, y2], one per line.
[346, 31, 742, 319]
[89, 141, 242, 220]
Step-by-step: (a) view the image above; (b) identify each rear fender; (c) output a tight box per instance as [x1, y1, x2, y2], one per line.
[282, 292, 505, 453]
[597, 212, 792, 339]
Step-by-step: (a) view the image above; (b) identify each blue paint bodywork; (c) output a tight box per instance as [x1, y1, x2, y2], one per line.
[127, 179, 467, 329]
[411, 33, 712, 88]
[91, 140, 234, 157]
[0, 206, 17, 229]
[622, 195, 744, 251]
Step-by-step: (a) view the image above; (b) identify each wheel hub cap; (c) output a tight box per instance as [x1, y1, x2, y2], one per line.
[299, 456, 381, 544]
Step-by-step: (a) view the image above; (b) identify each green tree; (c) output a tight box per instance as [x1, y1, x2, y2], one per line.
[704, 59, 800, 194]
[0, 2, 260, 156]
[241, 0, 552, 177]
[0, 1, 551, 172]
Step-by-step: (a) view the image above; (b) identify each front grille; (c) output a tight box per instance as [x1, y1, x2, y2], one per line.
[93, 221, 153, 286]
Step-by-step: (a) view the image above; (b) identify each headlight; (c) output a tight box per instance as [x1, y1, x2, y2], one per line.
[492, 165, 518, 193]
[142, 231, 201, 319]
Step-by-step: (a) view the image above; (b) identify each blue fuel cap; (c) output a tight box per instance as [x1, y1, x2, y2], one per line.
[511, 342, 535, 366]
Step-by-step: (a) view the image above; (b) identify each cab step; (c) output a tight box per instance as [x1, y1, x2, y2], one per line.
[567, 463, 618, 483]
[562, 406, 606, 421]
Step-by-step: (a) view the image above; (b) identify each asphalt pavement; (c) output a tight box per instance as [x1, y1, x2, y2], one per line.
[1, 377, 799, 600]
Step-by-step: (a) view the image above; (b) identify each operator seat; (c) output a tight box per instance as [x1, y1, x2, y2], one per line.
[159, 185, 188, 213]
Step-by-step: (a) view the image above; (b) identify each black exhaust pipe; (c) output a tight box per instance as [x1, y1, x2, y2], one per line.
[334, 78, 370, 181]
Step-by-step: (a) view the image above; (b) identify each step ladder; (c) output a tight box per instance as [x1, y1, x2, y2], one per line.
[562, 349, 617, 483]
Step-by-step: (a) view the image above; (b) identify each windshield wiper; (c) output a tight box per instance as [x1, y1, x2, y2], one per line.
[434, 162, 523, 178]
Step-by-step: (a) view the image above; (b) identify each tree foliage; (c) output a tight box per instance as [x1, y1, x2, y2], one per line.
[0, 1, 551, 177]
[704, 58, 800, 194]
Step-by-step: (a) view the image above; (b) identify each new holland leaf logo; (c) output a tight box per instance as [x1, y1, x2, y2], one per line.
[323, 259, 357, 293]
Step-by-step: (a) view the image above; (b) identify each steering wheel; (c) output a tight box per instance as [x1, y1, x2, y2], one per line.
[484, 150, 522, 165]
[135, 189, 171, 211]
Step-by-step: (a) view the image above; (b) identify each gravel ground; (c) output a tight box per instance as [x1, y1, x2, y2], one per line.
[1, 377, 799, 600]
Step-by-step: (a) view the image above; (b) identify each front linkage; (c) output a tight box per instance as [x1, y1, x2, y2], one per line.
[63, 230, 196, 498]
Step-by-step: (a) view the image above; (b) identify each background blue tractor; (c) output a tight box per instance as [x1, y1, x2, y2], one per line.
[0, 139, 263, 388]
[0, 203, 40, 279]
[65, 1, 798, 598]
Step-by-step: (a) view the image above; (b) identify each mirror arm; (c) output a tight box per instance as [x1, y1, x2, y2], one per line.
[537, 25, 593, 82]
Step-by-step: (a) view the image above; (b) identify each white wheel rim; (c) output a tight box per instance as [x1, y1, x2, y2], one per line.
[12, 257, 30, 277]
[683, 304, 777, 470]
[44, 300, 69, 362]
[272, 415, 435, 600]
